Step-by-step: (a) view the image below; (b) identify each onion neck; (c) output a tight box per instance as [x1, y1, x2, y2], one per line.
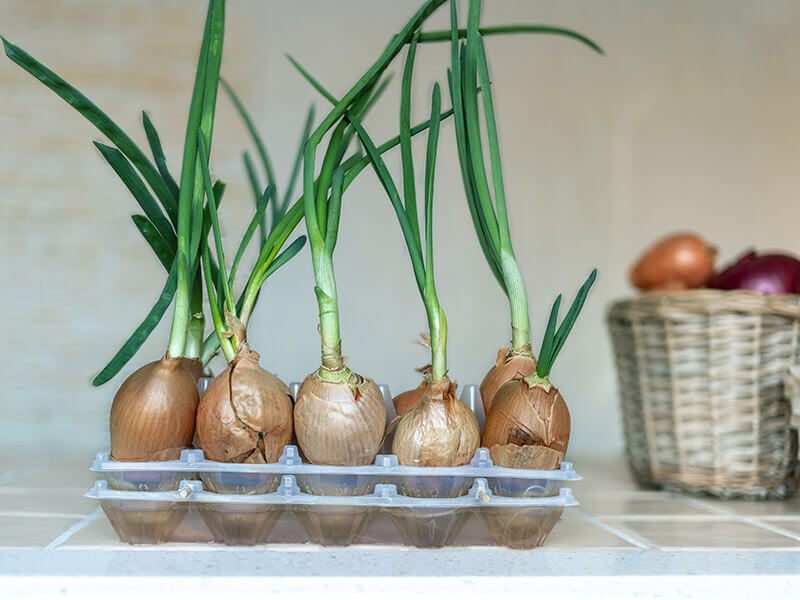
[524, 373, 551, 393]
[424, 287, 447, 382]
[500, 249, 531, 353]
[313, 251, 345, 373]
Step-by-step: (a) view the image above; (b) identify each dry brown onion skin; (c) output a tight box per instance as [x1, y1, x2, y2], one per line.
[392, 380, 428, 417]
[481, 379, 570, 467]
[180, 357, 208, 383]
[196, 345, 293, 463]
[479, 347, 537, 415]
[110, 355, 198, 461]
[293, 370, 386, 465]
[392, 377, 480, 467]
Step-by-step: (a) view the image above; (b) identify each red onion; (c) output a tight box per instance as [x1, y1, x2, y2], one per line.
[706, 252, 800, 294]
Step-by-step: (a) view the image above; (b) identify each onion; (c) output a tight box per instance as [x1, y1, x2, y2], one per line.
[393, 380, 428, 417]
[392, 377, 480, 467]
[479, 346, 537, 415]
[706, 252, 800, 294]
[482, 377, 570, 469]
[109, 355, 198, 461]
[196, 344, 293, 463]
[294, 371, 386, 466]
[630, 233, 715, 291]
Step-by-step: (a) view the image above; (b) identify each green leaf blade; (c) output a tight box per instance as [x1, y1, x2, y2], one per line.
[91, 263, 178, 386]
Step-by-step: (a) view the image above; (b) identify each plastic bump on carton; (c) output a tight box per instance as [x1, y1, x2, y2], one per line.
[468, 478, 492, 503]
[177, 480, 202, 498]
[279, 445, 302, 466]
[278, 475, 301, 496]
[470, 448, 494, 468]
[180, 449, 204, 464]
[93, 453, 110, 469]
[374, 454, 399, 468]
[374, 484, 398, 498]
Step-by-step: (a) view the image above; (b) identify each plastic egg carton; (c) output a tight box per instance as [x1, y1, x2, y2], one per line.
[93, 445, 581, 498]
[86, 475, 578, 548]
[93, 381, 581, 498]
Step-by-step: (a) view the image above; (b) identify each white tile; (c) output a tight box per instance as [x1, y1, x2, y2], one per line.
[0, 515, 82, 548]
[0, 487, 94, 517]
[610, 518, 800, 550]
[578, 491, 715, 517]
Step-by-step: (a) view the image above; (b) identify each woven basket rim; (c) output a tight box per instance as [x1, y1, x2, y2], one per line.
[607, 289, 800, 320]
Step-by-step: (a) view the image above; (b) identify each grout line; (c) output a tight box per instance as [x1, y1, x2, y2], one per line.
[44, 507, 101, 550]
[571, 508, 652, 550]
[674, 495, 800, 543]
[0, 511, 90, 519]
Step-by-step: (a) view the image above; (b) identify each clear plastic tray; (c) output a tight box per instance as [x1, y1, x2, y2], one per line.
[93, 444, 580, 497]
[93, 381, 580, 498]
[86, 475, 577, 548]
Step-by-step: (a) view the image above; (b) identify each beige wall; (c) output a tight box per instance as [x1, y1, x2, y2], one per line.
[3, 0, 800, 457]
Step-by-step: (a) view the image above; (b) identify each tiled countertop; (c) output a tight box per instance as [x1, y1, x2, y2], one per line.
[0, 452, 798, 597]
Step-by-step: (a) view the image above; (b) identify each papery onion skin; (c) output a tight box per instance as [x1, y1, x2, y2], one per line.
[630, 233, 715, 291]
[294, 370, 386, 466]
[393, 380, 428, 417]
[482, 378, 570, 468]
[479, 347, 537, 415]
[110, 355, 198, 461]
[196, 345, 293, 464]
[180, 357, 208, 383]
[392, 377, 480, 467]
[706, 252, 800, 294]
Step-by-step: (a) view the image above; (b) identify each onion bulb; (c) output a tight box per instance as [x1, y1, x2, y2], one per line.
[482, 377, 571, 469]
[109, 355, 198, 461]
[393, 380, 428, 417]
[196, 344, 293, 463]
[479, 346, 537, 415]
[294, 370, 386, 465]
[630, 233, 715, 291]
[392, 377, 479, 467]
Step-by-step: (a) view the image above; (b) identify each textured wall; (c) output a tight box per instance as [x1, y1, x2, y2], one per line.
[3, 0, 800, 456]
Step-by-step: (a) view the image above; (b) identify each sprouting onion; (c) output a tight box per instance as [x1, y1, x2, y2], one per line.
[348, 32, 479, 468]
[483, 269, 596, 469]
[193, 131, 304, 465]
[3, 0, 227, 460]
[287, 0, 460, 467]
[446, 0, 603, 414]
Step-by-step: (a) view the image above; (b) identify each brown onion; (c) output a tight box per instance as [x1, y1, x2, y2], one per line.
[196, 344, 293, 463]
[392, 377, 479, 467]
[294, 370, 386, 465]
[479, 346, 537, 415]
[630, 233, 715, 291]
[180, 357, 208, 383]
[393, 380, 428, 417]
[482, 378, 570, 469]
[110, 355, 198, 461]
[643, 279, 689, 292]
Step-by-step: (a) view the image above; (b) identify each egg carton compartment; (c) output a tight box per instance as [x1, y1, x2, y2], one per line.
[86, 476, 577, 548]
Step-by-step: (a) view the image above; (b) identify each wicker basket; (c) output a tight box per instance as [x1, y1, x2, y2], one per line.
[607, 290, 800, 499]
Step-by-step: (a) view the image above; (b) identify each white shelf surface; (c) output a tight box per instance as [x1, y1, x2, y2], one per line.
[0, 453, 798, 598]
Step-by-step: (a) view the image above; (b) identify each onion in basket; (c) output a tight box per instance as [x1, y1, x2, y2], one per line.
[630, 233, 716, 291]
[706, 251, 800, 294]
